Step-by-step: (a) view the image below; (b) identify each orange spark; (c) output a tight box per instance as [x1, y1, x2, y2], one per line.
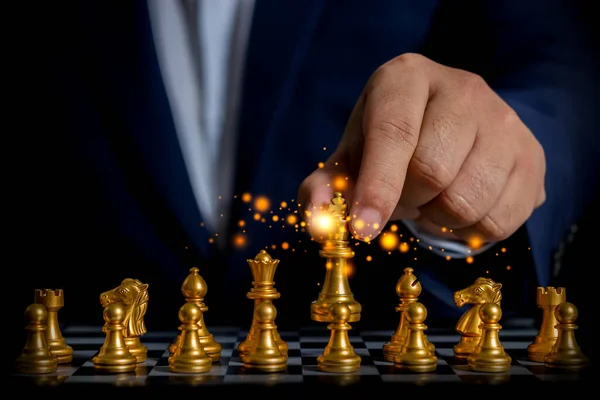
[241, 192, 252, 203]
[254, 196, 270, 212]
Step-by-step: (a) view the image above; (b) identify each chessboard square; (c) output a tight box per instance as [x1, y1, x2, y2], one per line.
[381, 373, 462, 384]
[66, 337, 109, 345]
[434, 348, 456, 358]
[501, 341, 533, 350]
[225, 365, 302, 375]
[426, 334, 461, 345]
[66, 375, 149, 385]
[286, 341, 301, 350]
[452, 364, 534, 376]
[213, 335, 239, 346]
[375, 362, 454, 375]
[148, 364, 228, 376]
[220, 349, 234, 358]
[73, 350, 99, 359]
[223, 373, 303, 385]
[299, 336, 332, 344]
[143, 331, 178, 341]
[302, 365, 379, 376]
[146, 374, 225, 386]
[364, 341, 387, 350]
[457, 372, 539, 385]
[147, 349, 166, 358]
[302, 374, 382, 386]
[360, 330, 394, 340]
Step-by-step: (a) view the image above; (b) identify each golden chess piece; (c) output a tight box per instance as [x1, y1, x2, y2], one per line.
[15, 303, 58, 374]
[240, 301, 287, 372]
[383, 268, 434, 362]
[544, 302, 588, 371]
[527, 287, 566, 362]
[310, 192, 361, 323]
[168, 302, 213, 374]
[453, 277, 502, 358]
[169, 267, 221, 362]
[92, 302, 137, 373]
[467, 302, 512, 373]
[393, 302, 437, 372]
[317, 303, 361, 373]
[238, 250, 288, 357]
[99, 278, 149, 363]
[34, 289, 73, 364]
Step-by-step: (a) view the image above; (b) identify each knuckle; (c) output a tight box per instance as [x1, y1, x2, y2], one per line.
[369, 117, 419, 153]
[409, 155, 453, 193]
[477, 214, 512, 242]
[437, 191, 481, 226]
[460, 71, 487, 96]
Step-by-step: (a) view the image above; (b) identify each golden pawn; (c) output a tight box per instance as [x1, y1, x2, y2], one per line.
[240, 301, 287, 372]
[467, 302, 512, 373]
[34, 289, 73, 364]
[544, 302, 588, 371]
[15, 303, 58, 374]
[393, 302, 437, 372]
[317, 303, 361, 373]
[310, 192, 361, 323]
[238, 250, 287, 357]
[383, 268, 434, 362]
[92, 303, 137, 373]
[169, 267, 221, 362]
[528, 287, 566, 362]
[168, 303, 213, 374]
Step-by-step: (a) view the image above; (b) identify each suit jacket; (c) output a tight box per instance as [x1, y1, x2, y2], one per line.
[13, 0, 598, 328]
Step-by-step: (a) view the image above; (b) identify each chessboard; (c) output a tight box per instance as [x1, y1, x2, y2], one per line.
[9, 321, 593, 394]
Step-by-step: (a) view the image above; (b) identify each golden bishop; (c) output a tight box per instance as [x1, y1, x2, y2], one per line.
[310, 192, 361, 323]
[238, 250, 287, 357]
[383, 268, 434, 362]
[169, 267, 221, 362]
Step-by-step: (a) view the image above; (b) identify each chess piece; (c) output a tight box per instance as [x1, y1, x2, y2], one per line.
[467, 302, 512, 373]
[544, 302, 588, 371]
[15, 303, 58, 374]
[169, 268, 221, 362]
[393, 302, 437, 372]
[92, 302, 137, 373]
[34, 289, 73, 364]
[527, 287, 566, 362]
[317, 303, 361, 373]
[383, 268, 434, 362]
[310, 192, 361, 323]
[240, 301, 287, 372]
[238, 250, 288, 357]
[99, 278, 149, 363]
[168, 302, 213, 374]
[453, 277, 502, 358]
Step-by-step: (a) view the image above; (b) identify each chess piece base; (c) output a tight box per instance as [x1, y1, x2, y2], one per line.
[240, 354, 288, 372]
[544, 353, 589, 371]
[317, 354, 361, 373]
[198, 334, 222, 362]
[382, 337, 403, 362]
[48, 339, 74, 364]
[467, 355, 512, 373]
[168, 357, 212, 374]
[393, 352, 437, 373]
[238, 337, 288, 357]
[16, 358, 58, 375]
[125, 337, 148, 363]
[527, 337, 556, 362]
[453, 336, 479, 358]
[92, 359, 137, 373]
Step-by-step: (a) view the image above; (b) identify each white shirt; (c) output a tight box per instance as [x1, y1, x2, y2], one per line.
[147, 0, 489, 258]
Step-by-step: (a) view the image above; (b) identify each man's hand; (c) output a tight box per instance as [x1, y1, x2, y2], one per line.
[298, 53, 546, 245]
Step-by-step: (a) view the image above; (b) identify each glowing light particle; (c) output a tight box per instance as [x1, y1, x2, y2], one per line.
[333, 176, 347, 191]
[281, 242, 290, 250]
[287, 215, 298, 225]
[253, 213, 260, 221]
[366, 255, 372, 262]
[466, 256, 474, 264]
[280, 201, 288, 208]
[379, 232, 398, 251]
[254, 196, 270, 212]
[238, 220, 245, 227]
[272, 215, 279, 222]
[241, 193, 252, 203]
[390, 224, 398, 232]
[233, 234, 246, 248]
[318, 162, 324, 168]
[399, 242, 410, 253]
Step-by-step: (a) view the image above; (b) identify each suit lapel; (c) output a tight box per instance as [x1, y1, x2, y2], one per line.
[233, 0, 326, 201]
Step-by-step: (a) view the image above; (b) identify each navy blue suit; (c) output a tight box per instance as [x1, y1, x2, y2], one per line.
[15, 0, 599, 328]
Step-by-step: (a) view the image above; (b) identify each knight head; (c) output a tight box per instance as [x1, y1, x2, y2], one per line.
[453, 277, 502, 308]
[100, 278, 149, 337]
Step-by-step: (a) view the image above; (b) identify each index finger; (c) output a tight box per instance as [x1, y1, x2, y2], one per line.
[350, 59, 430, 240]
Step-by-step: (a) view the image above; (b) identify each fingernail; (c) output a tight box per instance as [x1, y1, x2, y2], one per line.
[351, 207, 382, 241]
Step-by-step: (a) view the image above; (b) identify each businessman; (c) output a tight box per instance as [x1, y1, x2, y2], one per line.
[11, 0, 599, 331]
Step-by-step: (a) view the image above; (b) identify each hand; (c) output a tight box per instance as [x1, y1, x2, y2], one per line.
[298, 53, 546, 245]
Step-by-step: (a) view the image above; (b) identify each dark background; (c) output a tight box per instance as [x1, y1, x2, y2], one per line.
[5, 0, 598, 372]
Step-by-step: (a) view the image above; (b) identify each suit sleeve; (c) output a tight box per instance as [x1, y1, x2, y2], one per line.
[421, 0, 600, 286]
